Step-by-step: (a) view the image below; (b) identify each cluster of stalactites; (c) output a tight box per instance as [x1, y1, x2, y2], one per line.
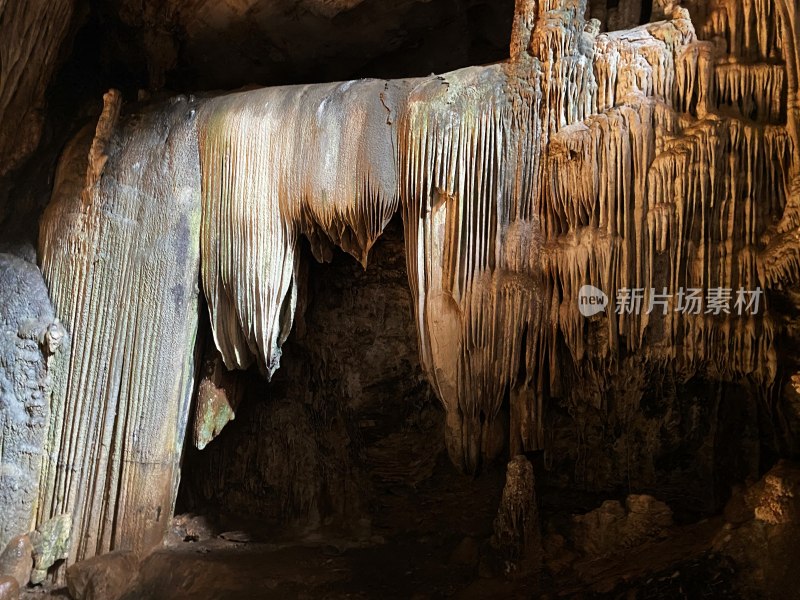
[399, 63, 543, 472]
[514, 0, 796, 458]
[396, 0, 796, 470]
[142, 0, 800, 476]
[701, 0, 784, 62]
[197, 80, 408, 377]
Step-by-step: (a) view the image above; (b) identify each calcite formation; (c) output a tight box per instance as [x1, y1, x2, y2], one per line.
[18, 0, 800, 571]
[492, 455, 542, 570]
[37, 92, 202, 564]
[198, 79, 406, 376]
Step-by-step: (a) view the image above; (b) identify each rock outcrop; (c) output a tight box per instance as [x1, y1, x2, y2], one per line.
[715, 461, 800, 600]
[572, 494, 673, 557]
[0, 254, 63, 550]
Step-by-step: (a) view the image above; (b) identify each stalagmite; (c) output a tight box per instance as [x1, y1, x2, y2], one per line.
[492, 455, 541, 572]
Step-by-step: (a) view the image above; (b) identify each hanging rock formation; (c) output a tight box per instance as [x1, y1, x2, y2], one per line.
[405, 0, 800, 471]
[197, 79, 408, 376]
[30, 0, 800, 570]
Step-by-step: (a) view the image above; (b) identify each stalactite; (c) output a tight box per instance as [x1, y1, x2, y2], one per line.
[197, 80, 408, 377]
[400, 62, 543, 472]
[701, 0, 783, 62]
[403, 0, 798, 471]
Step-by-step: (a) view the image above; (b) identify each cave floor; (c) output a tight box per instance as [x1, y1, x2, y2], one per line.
[112, 521, 736, 599]
[21, 459, 744, 599]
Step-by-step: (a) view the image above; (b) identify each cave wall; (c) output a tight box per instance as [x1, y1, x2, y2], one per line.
[0, 0, 74, 180]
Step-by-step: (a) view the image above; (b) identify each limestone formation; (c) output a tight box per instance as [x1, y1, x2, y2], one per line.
[30, 514, 72, 584]
[715, 461, 800, 600]
[197, 78, 407, 377]
[38, 92, 202, 564]
[33, 0, 800, 571]
[572, 494, 673, 557]
[0, 254, 63, 550]
[192, 346, 243, 450]
[492, 455, 541, 572]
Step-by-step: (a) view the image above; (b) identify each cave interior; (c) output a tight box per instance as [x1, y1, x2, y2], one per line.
[1, 0, 800, 598]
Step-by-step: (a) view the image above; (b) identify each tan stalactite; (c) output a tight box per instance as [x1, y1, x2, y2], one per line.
[400, 61, 543, 472]
[197, 80, 409, 377]
[407, 0, 797, 470]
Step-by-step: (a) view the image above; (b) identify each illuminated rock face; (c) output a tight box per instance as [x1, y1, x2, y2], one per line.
[29, 0, 800, 567]
[403, 0, 800, 473]
[197, 79, 407, 377]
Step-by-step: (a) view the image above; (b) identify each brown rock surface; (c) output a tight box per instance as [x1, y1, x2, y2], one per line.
[573, 495, 673, 557]
[0, 0, 74, 178]
[716, 462, 800, 600]
[0, 535, 33, 588]
[0, 576, 19, 600]
[66, 551, 139, 600]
